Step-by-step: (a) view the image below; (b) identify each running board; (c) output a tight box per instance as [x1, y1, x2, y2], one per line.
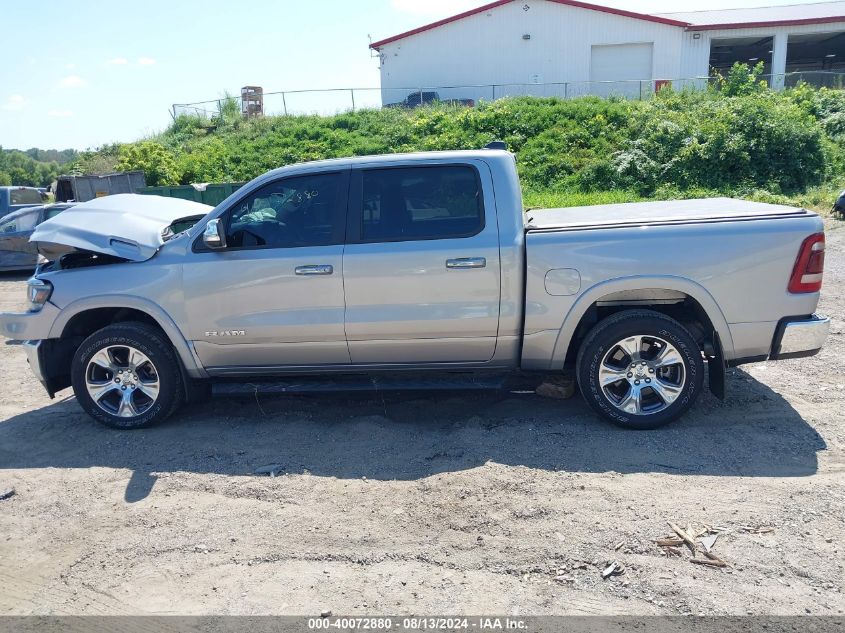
[211, 372, 510, 396]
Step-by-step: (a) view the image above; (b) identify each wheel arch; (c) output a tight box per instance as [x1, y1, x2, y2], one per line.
[549, 276, 734, 371]
[48, 296, 205, 378]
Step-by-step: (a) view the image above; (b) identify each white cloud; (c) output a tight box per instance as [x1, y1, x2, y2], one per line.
[2, 94, 25, 111]
[48, 109, 73, 118]
[59, 74, 86, 87]
[390, 0, 482, 15]
[137, 57, 156, 66]
[108, 57, 128, 65]
[65, 63, 76, 69]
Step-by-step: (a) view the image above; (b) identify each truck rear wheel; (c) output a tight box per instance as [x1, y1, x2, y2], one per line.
[71, 322, 183, 429]
[576, 310, 704, 429]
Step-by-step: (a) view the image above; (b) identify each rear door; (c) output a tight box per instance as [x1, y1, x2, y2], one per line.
[342, 161, 501, 364]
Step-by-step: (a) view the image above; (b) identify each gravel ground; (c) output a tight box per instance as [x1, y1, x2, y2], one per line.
[0, 219, 843, 617]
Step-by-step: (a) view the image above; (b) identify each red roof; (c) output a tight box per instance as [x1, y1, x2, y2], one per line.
[369, 0, 690, 49]
[687, 15, 845, 31]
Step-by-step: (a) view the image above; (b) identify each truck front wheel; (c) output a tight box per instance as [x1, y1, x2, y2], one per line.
[576, 310, 704, 429]
[70, 322, 184, 429]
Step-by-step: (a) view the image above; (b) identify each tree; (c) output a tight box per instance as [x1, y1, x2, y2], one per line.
[116, 141, 180, 186]
[69, 144, 121, 176]
[715, 62, 769, 97]
[0, 146, 59, 186]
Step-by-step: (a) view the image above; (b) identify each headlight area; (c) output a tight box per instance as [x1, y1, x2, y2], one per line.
[26, 278, 54, 312]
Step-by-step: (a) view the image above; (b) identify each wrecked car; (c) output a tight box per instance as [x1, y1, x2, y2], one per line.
[0, 203, 76, 272]
[0, 150, 830, 430]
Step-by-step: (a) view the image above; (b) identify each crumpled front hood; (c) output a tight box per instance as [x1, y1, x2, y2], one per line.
[30, 194, 213, 261]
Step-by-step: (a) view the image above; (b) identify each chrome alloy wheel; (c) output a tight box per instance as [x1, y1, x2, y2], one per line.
[598, 335, 686, 416]
[85, 345, 160, 418]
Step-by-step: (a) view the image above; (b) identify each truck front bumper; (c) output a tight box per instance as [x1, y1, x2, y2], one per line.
[0, 303, 60, 341]
[771, 314, 831, 360]
[2, 305, 64, 398]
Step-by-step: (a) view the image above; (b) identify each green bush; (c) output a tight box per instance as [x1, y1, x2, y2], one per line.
[116, 141, 180, 186]
[713, 61, 769, 97]
[612, 90, 826, 194]
[101, 72, 838, 201]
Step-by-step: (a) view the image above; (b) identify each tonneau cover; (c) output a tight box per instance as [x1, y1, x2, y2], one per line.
[526, 197, 811, 231]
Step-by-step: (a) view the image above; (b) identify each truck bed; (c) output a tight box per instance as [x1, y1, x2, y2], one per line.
[525, 197, 812, 232]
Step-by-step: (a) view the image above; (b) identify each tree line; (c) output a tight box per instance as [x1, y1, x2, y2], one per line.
[0, 147, 78, 188]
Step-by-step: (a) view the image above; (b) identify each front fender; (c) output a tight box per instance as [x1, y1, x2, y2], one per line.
[47, 294, 207, 378]
[548, 275, 735, 370]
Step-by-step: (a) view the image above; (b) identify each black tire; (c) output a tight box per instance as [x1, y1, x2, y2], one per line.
[576, 310, 704, 430]
[71, 322, 184, 429]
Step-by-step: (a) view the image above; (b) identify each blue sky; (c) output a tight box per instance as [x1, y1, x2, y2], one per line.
[0, 0, 830, 150]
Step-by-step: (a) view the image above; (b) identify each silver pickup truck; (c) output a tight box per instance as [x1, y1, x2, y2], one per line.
[0, 149, 830, 430]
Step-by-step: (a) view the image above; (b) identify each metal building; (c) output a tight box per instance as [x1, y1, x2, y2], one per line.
[369, 0, 845, 105]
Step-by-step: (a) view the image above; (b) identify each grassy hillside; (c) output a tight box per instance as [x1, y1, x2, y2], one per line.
[82, 65, 845, 211]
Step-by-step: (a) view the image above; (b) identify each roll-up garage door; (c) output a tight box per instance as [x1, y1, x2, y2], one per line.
[590, 43, 654, 97]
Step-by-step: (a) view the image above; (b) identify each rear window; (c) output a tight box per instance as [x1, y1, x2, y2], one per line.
[44, 206, 67, 220]
[361, 166, 483, 242]
[10, 189, 42, 205]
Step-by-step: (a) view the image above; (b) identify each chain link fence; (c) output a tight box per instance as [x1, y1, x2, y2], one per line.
[172, 71, 845, 120]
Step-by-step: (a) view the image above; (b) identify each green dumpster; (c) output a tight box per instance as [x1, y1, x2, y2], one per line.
[137, 182, 245, 207]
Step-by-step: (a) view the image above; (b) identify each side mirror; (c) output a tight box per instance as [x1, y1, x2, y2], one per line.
[203, 218, 226, 249]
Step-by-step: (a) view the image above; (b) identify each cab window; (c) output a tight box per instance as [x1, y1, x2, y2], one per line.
[10, 189, 42, 205]
[359, 166, 483, 243]
[225, 173, 344, 249]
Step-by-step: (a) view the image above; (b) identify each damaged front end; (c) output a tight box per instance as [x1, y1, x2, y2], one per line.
[36, 213, 208, 273]
[2, 194, 214, 396]
[30, 194, 212, 264]
[36, 251, 129, 274]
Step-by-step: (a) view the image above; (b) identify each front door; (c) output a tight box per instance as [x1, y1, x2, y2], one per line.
[183, 169, 350, 370]
[0, 208, 40, 270]
[342, 161, 501, 364]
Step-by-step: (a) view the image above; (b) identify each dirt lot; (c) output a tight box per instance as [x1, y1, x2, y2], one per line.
[0, 220, 844, 617]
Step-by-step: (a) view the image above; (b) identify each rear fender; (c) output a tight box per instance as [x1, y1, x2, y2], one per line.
[549, 275, 735, 370]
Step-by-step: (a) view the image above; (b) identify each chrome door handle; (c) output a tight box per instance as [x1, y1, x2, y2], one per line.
[295, 264, 333, 276]
[446, 257, 486, 269]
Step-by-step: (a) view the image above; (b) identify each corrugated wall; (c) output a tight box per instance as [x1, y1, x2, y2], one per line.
[376, 0, 685, 105]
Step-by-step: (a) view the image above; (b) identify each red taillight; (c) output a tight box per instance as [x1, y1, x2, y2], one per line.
[788, 233, 825, 294]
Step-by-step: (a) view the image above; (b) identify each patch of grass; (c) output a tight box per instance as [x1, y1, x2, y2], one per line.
[523, 189, 644, 209]
[779, 183, 841, 215]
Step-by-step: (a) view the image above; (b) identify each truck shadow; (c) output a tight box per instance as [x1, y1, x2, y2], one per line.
[0, 368, 827, 502]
